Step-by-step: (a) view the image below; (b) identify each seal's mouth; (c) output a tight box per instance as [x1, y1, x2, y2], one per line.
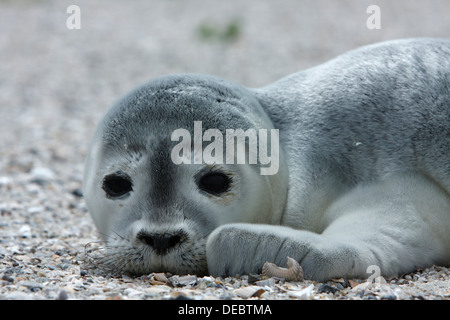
[84, 235, 209, 277]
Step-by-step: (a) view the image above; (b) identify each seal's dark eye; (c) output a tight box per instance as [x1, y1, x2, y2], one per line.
[103, 173, 133, 198]
[198, 173, 231, 195]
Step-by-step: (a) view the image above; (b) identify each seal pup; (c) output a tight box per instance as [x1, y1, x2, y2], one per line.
[83, 72, 288, 275]
[83, 38, 450, 281]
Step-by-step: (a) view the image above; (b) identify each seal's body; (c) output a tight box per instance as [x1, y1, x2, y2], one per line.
[83, 38, 450, 281]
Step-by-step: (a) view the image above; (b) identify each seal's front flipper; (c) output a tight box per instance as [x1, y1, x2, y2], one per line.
[206, 173, 450, 281]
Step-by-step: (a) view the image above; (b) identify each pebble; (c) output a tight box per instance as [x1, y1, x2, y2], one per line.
[18, 225, 32, 238]
[153, 273, 168, 283]
[57, 290, 69, 300]
[318, 283, 340, 294]
[20, 281, 43, 290]
[71, 189, 83, 198]
[145, 286, 171, 295]
[351, 281, 374, 292]
[168, 275, 197, 287]
[0, 176, 11, 185]
[123, 288, 144, 298]
[2, 274, 15, 283]
[30, 167, 55, 184]
[27, 206, 44, 214]
[287, 284, 315, 300]
[255, 278, 276, 288]
[381, 294, 397, 300]
[234, 286, 265, 299]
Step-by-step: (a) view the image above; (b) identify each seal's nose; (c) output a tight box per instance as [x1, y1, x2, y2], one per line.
[137, 231, 185, 255]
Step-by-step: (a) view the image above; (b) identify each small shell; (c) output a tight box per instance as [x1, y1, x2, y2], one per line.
[287, 284, 314, 299]
[152, 273, 168, 283]
[261, 256, 304, 281]
[234, 286, 266, 299]
[168, 275, 197, 287]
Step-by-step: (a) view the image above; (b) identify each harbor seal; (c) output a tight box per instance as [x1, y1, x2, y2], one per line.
[83, 38, 450, 281]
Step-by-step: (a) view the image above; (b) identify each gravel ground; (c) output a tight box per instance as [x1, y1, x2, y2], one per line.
[1, 0, 449, 301]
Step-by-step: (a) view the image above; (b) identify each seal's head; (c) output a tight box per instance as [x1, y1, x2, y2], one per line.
[83, 74, 288, 275]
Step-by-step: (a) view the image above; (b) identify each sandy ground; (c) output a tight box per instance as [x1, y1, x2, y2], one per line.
[0, 0, 449, 301]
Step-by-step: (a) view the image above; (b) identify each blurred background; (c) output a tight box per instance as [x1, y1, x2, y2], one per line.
[0, 0, 449, 182]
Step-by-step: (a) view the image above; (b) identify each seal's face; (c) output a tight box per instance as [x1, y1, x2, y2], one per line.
[84, 144, 274, 275]
[83, 74, 287, 275]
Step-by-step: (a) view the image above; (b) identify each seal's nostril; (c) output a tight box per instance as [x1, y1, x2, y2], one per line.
[138, 233, 154, 247]
[168, 234, 182, 248]
[137, 231, 185, 255]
